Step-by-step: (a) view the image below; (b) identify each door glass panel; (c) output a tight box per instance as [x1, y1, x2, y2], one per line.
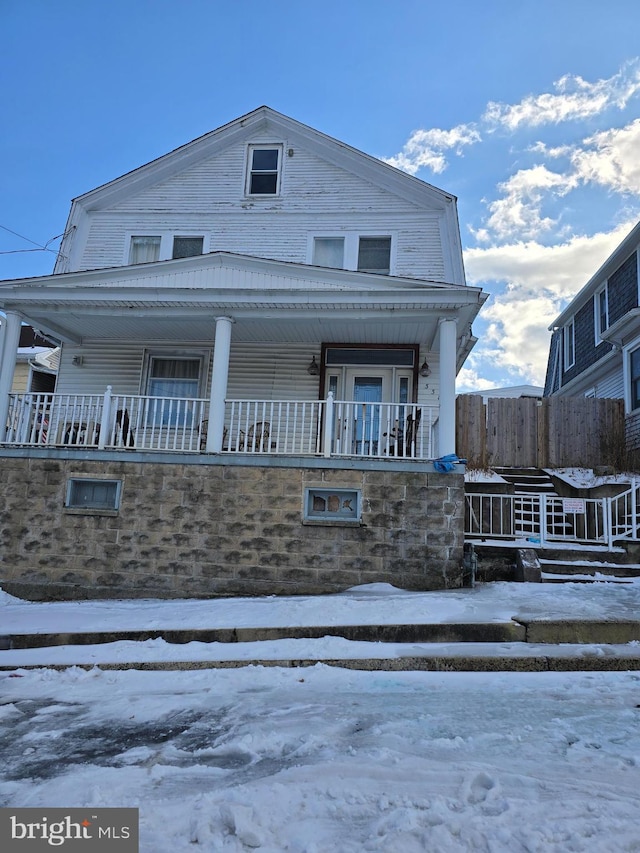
[353, 377, 382, 452]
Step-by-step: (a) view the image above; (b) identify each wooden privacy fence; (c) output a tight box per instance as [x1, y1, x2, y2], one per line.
[456, 395, 625, 469]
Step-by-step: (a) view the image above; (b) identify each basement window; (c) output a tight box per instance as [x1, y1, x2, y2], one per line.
[304, 488, 360, 524]
[65, 478, 122, 512]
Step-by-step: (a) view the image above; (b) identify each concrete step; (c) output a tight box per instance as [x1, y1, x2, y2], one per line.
[540, 558, 640, 584]
[540, 559, 640, 577]
[2, 620, 640, 672]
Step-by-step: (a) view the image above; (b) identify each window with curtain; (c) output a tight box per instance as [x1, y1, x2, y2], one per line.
[148, 358, 201, 398]
[129, 236, 161, 264]
[147, 357, 202, 426]
[313, 237, 345, 269]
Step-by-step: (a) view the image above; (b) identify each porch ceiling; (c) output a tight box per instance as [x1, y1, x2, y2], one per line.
[2, 292, 484, 350]
[8, 307, 444, 347]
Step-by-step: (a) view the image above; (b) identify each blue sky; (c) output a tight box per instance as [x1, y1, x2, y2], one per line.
[2, 0, 640, 390]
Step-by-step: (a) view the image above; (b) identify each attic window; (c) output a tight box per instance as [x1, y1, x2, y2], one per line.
[246, 145, 281, 195]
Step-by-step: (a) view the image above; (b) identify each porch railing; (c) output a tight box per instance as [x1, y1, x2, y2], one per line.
[466, 486, 640, 550]
[4, 391, 437, 460]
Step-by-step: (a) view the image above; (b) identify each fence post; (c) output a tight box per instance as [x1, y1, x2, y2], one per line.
[604, 497, 613, 550]
[98, 386, 112, 450]
[632, 478, 638, 540]
[323, 392, 334, 458]
[539, 494, 547, 547]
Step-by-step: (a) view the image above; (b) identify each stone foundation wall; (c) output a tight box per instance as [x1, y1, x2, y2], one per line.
[0, 456, 465, 600]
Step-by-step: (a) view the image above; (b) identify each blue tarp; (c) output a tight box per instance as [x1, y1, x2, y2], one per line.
[433, 453, 466, 472]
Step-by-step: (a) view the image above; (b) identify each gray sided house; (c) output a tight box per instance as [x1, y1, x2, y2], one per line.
[0, 106, 486, 600]
[544, 220, 640, 449]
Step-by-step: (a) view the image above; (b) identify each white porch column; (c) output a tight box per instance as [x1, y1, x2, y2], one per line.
[0, 311, 22, 441]
[438, 317, 458, 457]
[206, 315, 234, 452]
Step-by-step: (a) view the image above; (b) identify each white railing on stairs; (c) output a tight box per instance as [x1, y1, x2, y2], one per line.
[466, 482, 640, 550]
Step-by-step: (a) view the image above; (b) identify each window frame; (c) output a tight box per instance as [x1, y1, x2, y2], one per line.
[563, 319, 575, 370]
[245, 144, 283, 196]
[309, 232, 395, 274]
[312, 236, 345, 269]
[628, 343, 640, 412]
[172, 235, 205, 259]
[357, 235, 392, 275]
[129, 235, 162, 265]
[65, 477, 122, 513]
[594, 283, 609, 343]
[303, 487, 361, 524]
[126, 233, 208, 265]
[141, 349, 209, 399]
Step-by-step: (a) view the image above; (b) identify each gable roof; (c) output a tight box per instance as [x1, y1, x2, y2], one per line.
[72, 106, 457, 214]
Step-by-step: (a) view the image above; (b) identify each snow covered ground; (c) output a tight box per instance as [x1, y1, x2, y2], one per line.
[2, 582, 640, 851]
[2, 666, 640, 852]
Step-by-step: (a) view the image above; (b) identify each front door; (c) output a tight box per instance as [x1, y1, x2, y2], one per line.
[326, 362, 414, 455]
[345, 369, 395, 454]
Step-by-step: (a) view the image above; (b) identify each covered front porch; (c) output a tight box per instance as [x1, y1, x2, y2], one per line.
[0, 252, 487, 465]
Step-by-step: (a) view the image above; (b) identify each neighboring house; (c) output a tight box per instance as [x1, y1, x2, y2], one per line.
[544, 220, 640, 446]
[465, 384, 544, 404]
[9, 325, 58, 395]
[0, 106, 487, 600]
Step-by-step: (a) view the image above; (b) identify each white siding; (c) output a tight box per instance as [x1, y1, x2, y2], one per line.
[80, 211, 446, 281]
[595, 369, 624, 399]
[55, 341, 439, 405]
[73, 139, 450, 282]
[111, 143, 420, 214]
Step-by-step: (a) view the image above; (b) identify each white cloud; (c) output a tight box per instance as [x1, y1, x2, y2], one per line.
[465, 224, 634, 298]
[569, 119, 640, 195]
[383, 124, 480, 175]
[464, 222, 637, 384]
[456, 365, 497, 393]
[484, 60, 640, 130]
[477, 119, 640, 243]
[481, 164, 577, 241]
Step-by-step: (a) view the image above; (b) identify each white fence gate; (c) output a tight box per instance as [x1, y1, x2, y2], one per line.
[466, 483, 640, 550]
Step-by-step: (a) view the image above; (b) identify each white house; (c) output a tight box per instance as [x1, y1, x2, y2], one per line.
[0, 107, 487, 600]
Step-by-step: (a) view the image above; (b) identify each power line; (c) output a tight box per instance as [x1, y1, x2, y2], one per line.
[0, 224, 69, 258]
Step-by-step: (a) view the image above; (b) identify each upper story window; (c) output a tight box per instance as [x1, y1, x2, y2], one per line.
[563, 319, 575, 370]
[129, 234, 206, 264]
[358, 237, 391, 274]
[246, 145, 282, 195]
[172, 236, 204, 259]
[595, 284, 609, 342]
[130, 236, 161, 264]
[630, 347, 640, 411]
[311, 234, 393, 274]
[313, 237, 345, 268]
